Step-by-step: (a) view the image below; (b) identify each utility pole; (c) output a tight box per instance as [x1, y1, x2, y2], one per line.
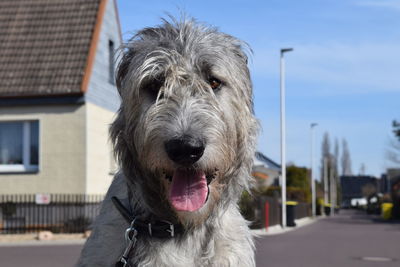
[280, 48, 293, 228]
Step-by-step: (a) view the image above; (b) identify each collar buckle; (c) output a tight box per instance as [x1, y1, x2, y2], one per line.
[147, 220, 175, 237]
[166, 222, 174, 237]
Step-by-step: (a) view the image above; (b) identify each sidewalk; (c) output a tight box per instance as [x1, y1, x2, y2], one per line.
[252, 216, 318, 236]
[0, 233, 86, 247]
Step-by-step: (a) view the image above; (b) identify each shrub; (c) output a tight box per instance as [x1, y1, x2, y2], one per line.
[63, 216, 92, 233]
[238, 190, 255, 222]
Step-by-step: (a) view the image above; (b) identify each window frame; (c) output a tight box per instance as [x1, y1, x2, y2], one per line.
[0, 120, 40, 173]
[108, 39, 116, 85]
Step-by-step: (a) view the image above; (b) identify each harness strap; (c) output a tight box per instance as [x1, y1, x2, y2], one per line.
[112, 196, 134, 222]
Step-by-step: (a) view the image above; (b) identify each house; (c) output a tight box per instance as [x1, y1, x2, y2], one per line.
[0, 0, 121, 195]
[252, 151, 281, 188]
[340, 175, 378, 207]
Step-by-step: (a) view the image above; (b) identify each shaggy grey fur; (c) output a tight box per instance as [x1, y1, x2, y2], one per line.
[77, 17, 258, 267]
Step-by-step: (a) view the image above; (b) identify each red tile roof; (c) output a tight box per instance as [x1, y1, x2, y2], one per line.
[0, 0, 102, 97]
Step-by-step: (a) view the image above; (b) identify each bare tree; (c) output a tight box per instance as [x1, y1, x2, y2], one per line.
[334, 138, 339, 176]
[387, 120, 400, 164]
[321, 132, 332, 179]
[341, 138, 352, 175]
[393, 120, 400, 139]
[359, 163, 366, 175]
[321, 132, 336, 203]
[361, 183, 376, 198]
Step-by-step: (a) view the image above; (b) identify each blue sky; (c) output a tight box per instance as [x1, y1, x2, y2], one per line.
[116, 0, 400, 178]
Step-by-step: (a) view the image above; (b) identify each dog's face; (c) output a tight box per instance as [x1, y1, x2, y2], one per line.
[112, 19, 257, 225]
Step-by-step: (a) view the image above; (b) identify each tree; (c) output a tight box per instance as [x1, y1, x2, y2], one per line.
[393, 120, 400, 141]
[321, 132, 331, 159]
[387, 120, 400, 164]
[320, 132, 332, 180]
[287, 165, 309, 189]
[341, 138, 352, 175]
[359, 163, 366, 175]
[320, 132, 337, 204]
[286, 164, 311, 202]
[361, 183, 377, 198]
[334, 138, 339, 161]
[333, 138, 339, 177]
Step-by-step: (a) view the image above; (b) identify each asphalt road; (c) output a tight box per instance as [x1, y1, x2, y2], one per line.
[0, 209, 399, 266]
[0, 243, 82, 267]
[256, 209, 400, 267]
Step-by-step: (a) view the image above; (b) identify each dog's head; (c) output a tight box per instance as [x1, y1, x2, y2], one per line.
[111, 18, 258, 226]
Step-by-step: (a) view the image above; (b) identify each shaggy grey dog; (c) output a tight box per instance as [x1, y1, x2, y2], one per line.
[77, 17, 258, 267]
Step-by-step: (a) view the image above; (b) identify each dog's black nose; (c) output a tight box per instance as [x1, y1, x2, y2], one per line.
[164, 137, 205, 165]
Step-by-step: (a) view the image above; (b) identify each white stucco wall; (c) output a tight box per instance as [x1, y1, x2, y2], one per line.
[0, 105, 86, 194]
[86, 102, 116, 194]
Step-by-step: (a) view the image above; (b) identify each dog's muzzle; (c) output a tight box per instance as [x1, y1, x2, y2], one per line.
[163, 135, 210, 212]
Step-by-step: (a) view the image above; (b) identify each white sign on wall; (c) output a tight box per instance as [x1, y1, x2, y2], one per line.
[35, 193, 51, 205]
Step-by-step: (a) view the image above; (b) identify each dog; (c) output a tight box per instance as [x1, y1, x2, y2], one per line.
[77, 17, 258, 267]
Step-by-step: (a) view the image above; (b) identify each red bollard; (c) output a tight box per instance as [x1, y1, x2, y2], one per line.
[265, 202, 269, 230]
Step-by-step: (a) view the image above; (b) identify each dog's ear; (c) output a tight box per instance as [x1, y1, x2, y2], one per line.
[110, 109, 143, 182]
[115, 47, 134, 95]
[110, 109, 129, 166]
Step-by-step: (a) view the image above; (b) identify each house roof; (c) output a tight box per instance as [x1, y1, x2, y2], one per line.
[0, 0, 105, 98]
[254, 151, 281, 172]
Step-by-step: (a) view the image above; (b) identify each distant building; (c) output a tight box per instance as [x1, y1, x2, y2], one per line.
[379, 174, 390, 194]
[0, 0, 121, 195]
[340, 175, 378, 207]
[252, 152, 281, 188]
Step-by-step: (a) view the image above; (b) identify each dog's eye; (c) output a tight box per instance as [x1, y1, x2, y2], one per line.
[146, 78, 164, 99]
[208, 77, 222, 91]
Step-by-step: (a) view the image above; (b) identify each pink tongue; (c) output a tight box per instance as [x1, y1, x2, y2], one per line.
[169, 169, 208, 212]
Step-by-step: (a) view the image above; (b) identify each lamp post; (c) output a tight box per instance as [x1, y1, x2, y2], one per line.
[280, 48, 293, 228]
[310, 123, 318, 217]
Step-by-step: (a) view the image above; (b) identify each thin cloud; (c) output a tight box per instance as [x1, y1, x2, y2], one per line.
[251, 42, 400, 95]
[356, 0, 400, 10]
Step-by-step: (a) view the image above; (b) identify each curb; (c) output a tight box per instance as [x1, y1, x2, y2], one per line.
[0, 239, 86, 247]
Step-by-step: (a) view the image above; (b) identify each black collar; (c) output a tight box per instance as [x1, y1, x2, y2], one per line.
[111, 196, 183, 239]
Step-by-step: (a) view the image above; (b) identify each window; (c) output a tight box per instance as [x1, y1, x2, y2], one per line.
[0, 121, 39, 172]
[109, 40, 115, 85]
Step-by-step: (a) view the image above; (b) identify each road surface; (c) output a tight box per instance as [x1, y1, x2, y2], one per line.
[256, 209, 399, 266]
[0, 209, 398, 266]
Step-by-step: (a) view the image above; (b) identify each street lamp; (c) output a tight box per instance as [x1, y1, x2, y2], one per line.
[310, 123, 318, 217]
[280, 48, 293, 228]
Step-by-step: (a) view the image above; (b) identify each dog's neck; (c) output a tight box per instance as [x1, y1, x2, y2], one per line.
[123, 175, 224, 235]
[124, 177, 182, 224]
